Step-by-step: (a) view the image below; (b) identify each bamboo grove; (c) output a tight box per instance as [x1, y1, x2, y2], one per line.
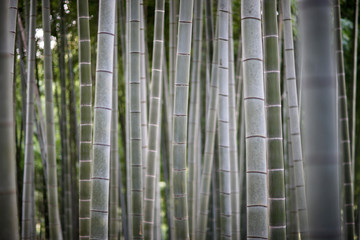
[1, 0, 360, 239]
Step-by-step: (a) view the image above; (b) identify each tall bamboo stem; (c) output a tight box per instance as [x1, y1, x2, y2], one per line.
[171, 0, 194, 238]
[21, 0, 36, 238]
[241, 0, 269, 238]
[263, 0, 286, 239]
[143, 0, 165, 238]
[90, 0, 115, 238]
[0, 0, 19, 238]
[42, 0, 63, 238]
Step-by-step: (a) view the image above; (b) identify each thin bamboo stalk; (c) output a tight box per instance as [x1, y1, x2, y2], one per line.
[281, 0, 308, 237]
[110, 4, 119, 239]
[42, 0, 63, 238]
[21, 0, 36, 238]
[187, 0, 203, 238]
[241, 0, 269, 239]
[334, 1, 355, 238]
[0, 0, 19, 238]
[143, 0, 165, 238]
[77, 0, 93, 238]
[197, 17, 219, 240]
[352, 0, 359, 171]
[90, 0, 116, 238]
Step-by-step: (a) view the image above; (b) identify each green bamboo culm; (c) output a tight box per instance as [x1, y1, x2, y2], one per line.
[197, 19, 219, 240]
[263, 0, 286, 239]
[77, 0, 93, 238]
[129, 0, 144, 238]
[216, 0, 232, 238]
[171, 0, 194, 238]
[109, 4, 119, 239]
[143, 0, 165, 238]
[334, 1, 355, 238]
[0, 0, 19, 238]
[42, 0, 63, 239]
[301, 0, 341, 239]
[90, 0, 116, 238]
[228, 6, 240, 239]
[187, 0, 203, 238]
[241, 0, 269, 239]
[21, 0, 36, 238]
[281, 0, 308, 237]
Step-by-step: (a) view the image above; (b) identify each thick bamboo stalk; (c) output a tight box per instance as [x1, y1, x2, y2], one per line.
[0, 0, 19, 238]
[263, 0, 286, 239]
[241, 0, 269, 239]
[90, 0, 115, 238]
[42, 0, 63, 238]
[129, 0, 144, 238]
[171, 0, 194, 238]
[77, 0, 93, 238]
[169, 0, 178, 115]
[187, 0, 203, 238]
[281, 0, 308, 237]
[334, 1, 355, 238]
[301, 0, 341, 239]
[110, 5, 119, 239]
[143, 0, 165, 238]
[21, 0, 36, 238]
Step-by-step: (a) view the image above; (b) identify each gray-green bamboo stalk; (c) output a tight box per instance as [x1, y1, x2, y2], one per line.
[187, 0, 203, 238]
[42, 0, 63, 238]
[263, 0, 286, 239]
[171, 0, 194, 238]
[216, 0, 232, 238]
[129, 0, 144, 238]
[77, 0, 93, 238]
[334, 1, 355, 238]
[282, 0, 308, 237]
[352, 0, 359, 170]
[109, 5, 119, 239]
[197, 18, 219, 240]
[21, 0, 36, 238]
[0, 0, 19, 238]
[228, 7, 240, 239]
[90, 0, 115, 238]
[140, 0, 148, 187]
[351, 0, 359, 173]
[301, 0, 341, 238]
[241, 0, 269, 239]
[143, 0, 165, 238]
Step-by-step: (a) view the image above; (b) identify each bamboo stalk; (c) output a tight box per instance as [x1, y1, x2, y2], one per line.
[110, 4, 119, 239]
[334, 1, 355, 238]
[263, 0, 287, 239]
[42, 0, 63, 238]
[77, 0, 93, 238]
[187, 0, 203, 238]
[171, 0, 194, 238]
[143, 0, 165, 238]
[281, 0, 308, 237]
[21, 0, 36, 238]
[129, 0, 144, 238]
[301, 0, 341, 238]
[90, 0, 116, 238]
[241, 0, 269, 239]
[0, 0, 19, 238]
